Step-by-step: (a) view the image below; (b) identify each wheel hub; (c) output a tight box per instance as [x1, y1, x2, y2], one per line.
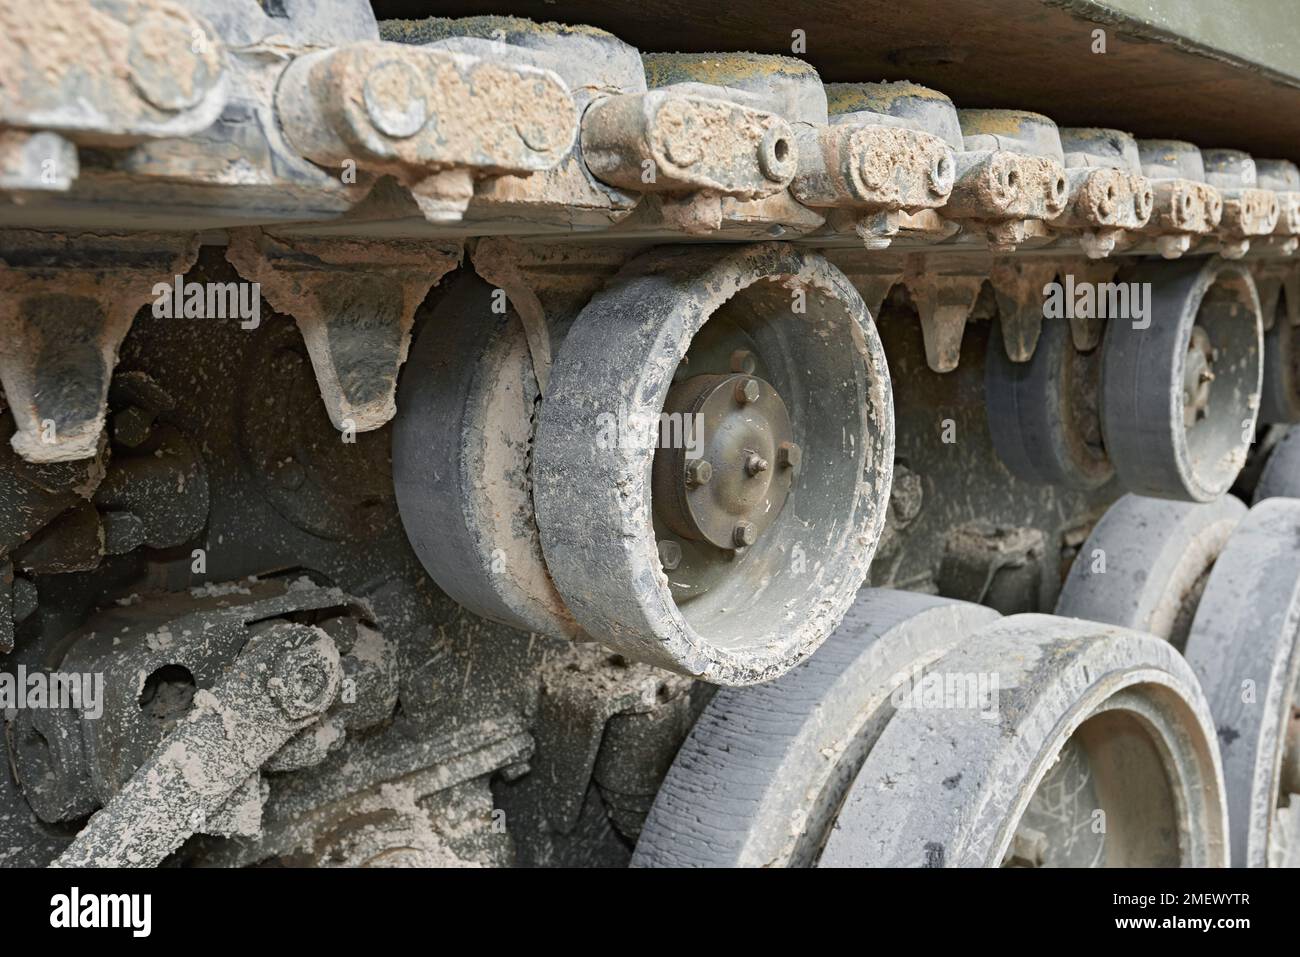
[652, 372, 797, 551]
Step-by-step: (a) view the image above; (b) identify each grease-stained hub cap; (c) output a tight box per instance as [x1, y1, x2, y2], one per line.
[652, 372, 795, 551]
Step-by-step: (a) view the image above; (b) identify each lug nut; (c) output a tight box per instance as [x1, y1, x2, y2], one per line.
[744, 453, 769, 476]
[685, 459, 713, 487]
[777, 441, 801, 471]
[732, 521, 757, 548]
[734, 378, 761, 404]
[730, 349, 757, 374]
[657, 539, 682, 571]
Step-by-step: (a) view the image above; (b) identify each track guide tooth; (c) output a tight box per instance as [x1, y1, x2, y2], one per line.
[0, 232, 198, 463]
[225, 230, 460, 434]
[904, 259, 985, 373]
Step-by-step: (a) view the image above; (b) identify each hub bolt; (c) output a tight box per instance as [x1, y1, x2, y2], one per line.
[685, 459, 713, 487]
[744, 453, 769, 476]
[657, 539, 683, 571]
[733, 521, 757, 548]
[734, 378, 761, 405]
[778, 441, 802, 470]
[730, 350, 757, 374]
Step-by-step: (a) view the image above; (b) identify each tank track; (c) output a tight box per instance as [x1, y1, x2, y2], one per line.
[2, 1, 1300, 868]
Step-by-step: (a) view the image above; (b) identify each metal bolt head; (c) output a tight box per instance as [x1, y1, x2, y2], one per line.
[657, 539, 682, 571]
[270, 638, 339, 720]
[777, 441, 802, 471]
[744, 453, 769, 476]
[364, 60, 428, 139]
[734, 378, 761, 405]
[732, 521, 757, 548]
[685, 458, 713, 487]
[730, 349, 757, 374]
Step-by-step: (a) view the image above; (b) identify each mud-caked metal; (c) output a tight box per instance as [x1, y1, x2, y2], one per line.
[1100, 257, 1263, 501]
[1135, 140, 1224, 259]
[532, 243, 893, 685]
[1056, 128, 1154, 258]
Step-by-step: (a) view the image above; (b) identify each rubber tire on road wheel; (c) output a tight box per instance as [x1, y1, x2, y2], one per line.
[1254, 425, 1300, 501]
[1258, 272, 1300, 424]
[819, 614, 1228, 867]
[1100, 257, 1262, 502]
[394, 273, 582, 638]
[533, 243, 894, 685]
[1055, 492, 1244, 649]
[985, 315, 1112, 490]
[1183, 497, 1300, 867]
[631, 589, 998, 867]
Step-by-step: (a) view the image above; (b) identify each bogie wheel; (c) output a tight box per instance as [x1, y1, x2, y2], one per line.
[1254, 425, 1300, 501]
[985, 314, 1112, 490]
[1183, 497, 1300, 867]
[393, 273, 582, 638]
[820, 615, 1228, 867]
[1259, 274, 1300, 424]
[1055, 492, 1245, 650]
[630, 589, 998, 867]
[1101, 258, 1263, 502]
[533, 243, 894, 685]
